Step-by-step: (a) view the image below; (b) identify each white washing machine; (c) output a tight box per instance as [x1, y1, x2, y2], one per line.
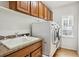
[31, 22, 61, 56]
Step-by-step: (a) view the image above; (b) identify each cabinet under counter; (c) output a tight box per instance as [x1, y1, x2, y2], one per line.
[0, 38, 42, 57]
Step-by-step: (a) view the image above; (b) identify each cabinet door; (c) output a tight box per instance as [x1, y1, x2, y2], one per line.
[48, 9, 52, 21]
[9, 1, 17, 10]
[7, 47, 30, 57]
[47, 9, 50, 20]
[30, 41, 42, 52]
[17, 1, 30, 14]
[31, 1, 39, 17]
[38, 2, 44, 19]
[44, 6, 48, 20]
[50, 11, 53, 21]
[31, 47, 42, 57]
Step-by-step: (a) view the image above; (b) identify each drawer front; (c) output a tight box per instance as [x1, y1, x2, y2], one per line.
[31, 47, 42, 57]
[30, 41, 42, 52]
[7, 47, 30, 57]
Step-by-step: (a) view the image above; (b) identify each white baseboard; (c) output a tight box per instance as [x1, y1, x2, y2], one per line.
[42, 55, 49, 57]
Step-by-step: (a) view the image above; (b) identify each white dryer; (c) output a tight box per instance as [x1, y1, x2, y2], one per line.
[31, 22, 61, 56]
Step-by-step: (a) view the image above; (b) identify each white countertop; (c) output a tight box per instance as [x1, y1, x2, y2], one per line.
[0, 36, 42, 56]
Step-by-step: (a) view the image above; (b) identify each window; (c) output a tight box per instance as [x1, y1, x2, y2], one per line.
[61, 16, 74, 37]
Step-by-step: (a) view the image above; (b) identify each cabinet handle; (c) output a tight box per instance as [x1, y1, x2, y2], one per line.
[44, 42, 47, 44]
[25, 55, 30, 57]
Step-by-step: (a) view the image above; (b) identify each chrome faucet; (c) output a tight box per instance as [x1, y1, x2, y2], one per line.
[15, 32, 18, 37]
[4, 36, 7, 40]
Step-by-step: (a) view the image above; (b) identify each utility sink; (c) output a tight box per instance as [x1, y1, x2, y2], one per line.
[0, 36, 39, 49]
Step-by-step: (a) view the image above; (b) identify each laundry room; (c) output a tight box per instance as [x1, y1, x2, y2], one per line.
[0, 0, 79, 57]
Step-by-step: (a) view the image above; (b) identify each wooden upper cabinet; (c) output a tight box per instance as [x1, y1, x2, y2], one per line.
[9, 1, 16, 10]
[38, 2, 44, 19]
[48, 9, 52, 21]
[50, 11, 53, 20]
[47, 9, 50, 20]
[44, 6, 48, 20]
[9, 1, 31, 14]
[9, 1, 53, 21]
[31, 1, 39, 17]
[17, 1, 30, 14]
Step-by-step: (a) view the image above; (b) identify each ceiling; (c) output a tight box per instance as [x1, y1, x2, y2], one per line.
[42, 1, 77, 9]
